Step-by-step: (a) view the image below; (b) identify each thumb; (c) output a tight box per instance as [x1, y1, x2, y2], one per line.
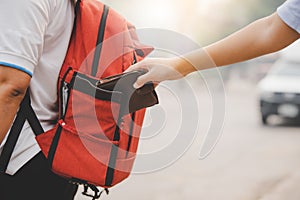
[133, 74, 149, 89]
[125, 61, 144, 73]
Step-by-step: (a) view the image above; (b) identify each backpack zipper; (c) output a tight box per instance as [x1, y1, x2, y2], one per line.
[62, 82, 69, 117]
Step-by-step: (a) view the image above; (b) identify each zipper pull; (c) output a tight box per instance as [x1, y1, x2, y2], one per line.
[132, 52, 137, 65]
[62, 82, 69, 116]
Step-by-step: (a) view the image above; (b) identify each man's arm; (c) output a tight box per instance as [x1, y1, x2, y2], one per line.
[204, 12, 300, 67]
[127, 12, 300, 88]
[0, 66, 31, 143]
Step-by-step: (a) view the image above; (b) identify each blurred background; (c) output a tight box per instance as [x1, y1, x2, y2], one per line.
[76, 0, 300, 199]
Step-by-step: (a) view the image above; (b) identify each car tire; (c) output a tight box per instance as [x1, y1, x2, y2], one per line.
[261, 115, 268, 125]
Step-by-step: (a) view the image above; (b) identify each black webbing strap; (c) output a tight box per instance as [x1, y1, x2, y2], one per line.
[91, 4, 109, 77]
[105, 112, 136, 186]
[0, 91, 44, 173]
[75, 0, 81, 15]
[24, 92, 44, 136]
[0, 98, 27, 173]
[126, 112, 136, 157]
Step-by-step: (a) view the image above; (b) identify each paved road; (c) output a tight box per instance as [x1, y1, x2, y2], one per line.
[75, 77, 300, 200]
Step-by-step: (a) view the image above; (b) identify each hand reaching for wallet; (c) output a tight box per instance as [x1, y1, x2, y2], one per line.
[125, 57, 197, 89]
[126, 12, 300, 89]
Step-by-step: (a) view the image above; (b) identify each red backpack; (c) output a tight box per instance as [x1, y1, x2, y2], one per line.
[0, 0, 157, 199]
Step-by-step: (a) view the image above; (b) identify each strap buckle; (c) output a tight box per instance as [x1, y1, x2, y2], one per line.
[82, 185, 109, 200]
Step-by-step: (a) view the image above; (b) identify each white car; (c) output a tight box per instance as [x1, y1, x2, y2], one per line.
[257, 59, 300, 124]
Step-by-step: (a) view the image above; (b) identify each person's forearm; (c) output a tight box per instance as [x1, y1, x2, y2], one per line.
[0, 66, 31, 143]
[205, 13, 299, 66]
[126, 12, 300, 88]
[175, 13, 300, 76]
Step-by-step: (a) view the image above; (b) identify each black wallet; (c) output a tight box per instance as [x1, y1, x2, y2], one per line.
[96, 70, 159, 114]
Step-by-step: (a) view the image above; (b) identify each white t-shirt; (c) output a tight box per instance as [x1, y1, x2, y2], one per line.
[0, 0, 74, 175]
[277, 0, 300, 33]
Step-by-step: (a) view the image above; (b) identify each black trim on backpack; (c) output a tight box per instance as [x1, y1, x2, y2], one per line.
[74, 0, 81, 16]
[105, 111, 137, 186]
[105, 109, 122, 186]
[91, 5, 109, 77]
[47, 69, 76, 168]
[72, 0, 81, 32]
[73, 72, 123, 102]
[126, 112, 136, 157]
[105, 144, 119, 187]
[47, 125, 63, 167]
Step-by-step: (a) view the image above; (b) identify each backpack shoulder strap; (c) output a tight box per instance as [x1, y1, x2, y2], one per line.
[0, 91, 44, 173]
